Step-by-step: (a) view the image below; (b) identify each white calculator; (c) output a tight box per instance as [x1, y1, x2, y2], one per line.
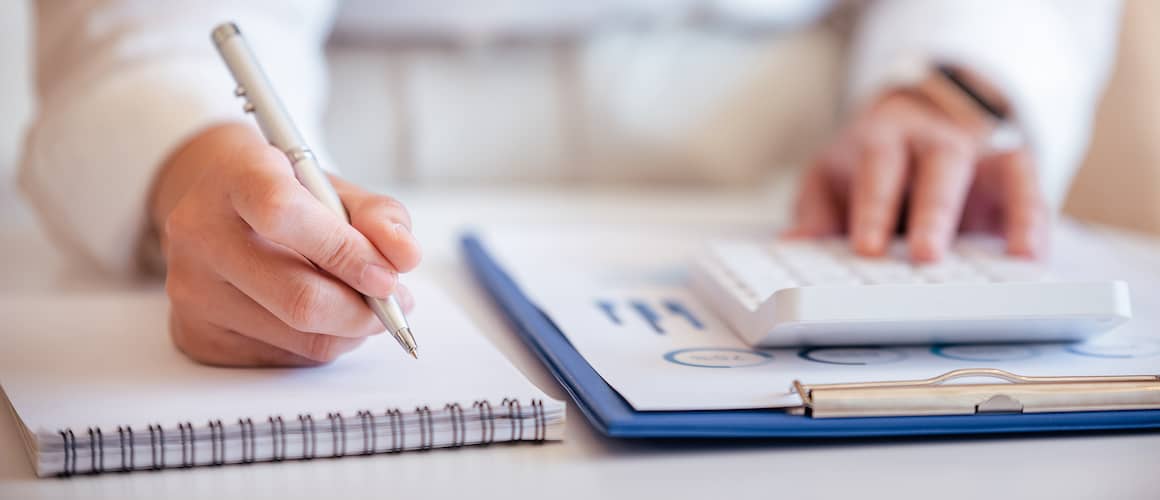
[690, 237, 1132, 347]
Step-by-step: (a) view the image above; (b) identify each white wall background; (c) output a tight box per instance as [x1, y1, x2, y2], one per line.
[0, 1, 31, 191]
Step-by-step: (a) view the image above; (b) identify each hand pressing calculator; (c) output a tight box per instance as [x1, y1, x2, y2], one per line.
[690, 237, 1132, 347]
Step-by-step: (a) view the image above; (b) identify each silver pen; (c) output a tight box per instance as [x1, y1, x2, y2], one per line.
[211, 22, 419, 359]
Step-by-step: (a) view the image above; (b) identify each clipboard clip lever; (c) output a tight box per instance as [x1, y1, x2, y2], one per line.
[791, 368, 1160, 419]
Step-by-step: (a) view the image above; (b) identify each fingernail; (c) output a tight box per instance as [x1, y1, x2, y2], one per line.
[390, 222, 413, 243]
[909, 235, 939, 262]
[855, 230, 883, 255]
[1008, 237, 1036, 258]
[361, 264, 397, 298]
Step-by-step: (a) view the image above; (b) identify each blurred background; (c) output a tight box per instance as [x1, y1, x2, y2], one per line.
[1, 0, 1157, 234]
[0, 2, 32, 198]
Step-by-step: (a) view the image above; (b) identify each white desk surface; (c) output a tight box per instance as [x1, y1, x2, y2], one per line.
[1, 185, 1157, 500]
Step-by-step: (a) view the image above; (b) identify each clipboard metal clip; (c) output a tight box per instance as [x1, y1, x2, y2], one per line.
[792, 368, 1160, 419]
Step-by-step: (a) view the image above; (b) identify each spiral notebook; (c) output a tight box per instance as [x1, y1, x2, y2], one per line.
[0, 280, 565, 477]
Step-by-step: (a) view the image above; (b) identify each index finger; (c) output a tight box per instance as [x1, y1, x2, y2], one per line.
[784, 159, 844, 238]
[906, 140, 974, 262]
[333, 177, 423, 273]
[998, 150, 1049, 257]
[849, 136, 908, 256]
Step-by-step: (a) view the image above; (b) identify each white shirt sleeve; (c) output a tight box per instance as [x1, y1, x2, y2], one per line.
[19, 0, 336, 277]
[846, 0, 1123, 208]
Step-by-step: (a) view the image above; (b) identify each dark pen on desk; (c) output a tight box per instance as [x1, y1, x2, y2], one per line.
[211, 22, 419, 359]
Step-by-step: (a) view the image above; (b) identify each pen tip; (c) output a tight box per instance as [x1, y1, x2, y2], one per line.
[409, 348, 418, 360]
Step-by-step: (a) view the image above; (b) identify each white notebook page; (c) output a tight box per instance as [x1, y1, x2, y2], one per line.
[0, 279, 563, 475]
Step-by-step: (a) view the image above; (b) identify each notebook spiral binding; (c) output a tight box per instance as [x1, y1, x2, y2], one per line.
[54, 398, 548, 477]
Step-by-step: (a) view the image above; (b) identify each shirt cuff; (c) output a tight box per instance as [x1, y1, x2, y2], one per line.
[20, 56, 246, 277]
[846, 0, 1118, 208]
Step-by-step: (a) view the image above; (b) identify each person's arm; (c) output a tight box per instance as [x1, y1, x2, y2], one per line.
[21, 1, 422, 367]
[790, 0, 1122, 260]
[848, 0, 1122, 208]
[20, 0, 335, 276]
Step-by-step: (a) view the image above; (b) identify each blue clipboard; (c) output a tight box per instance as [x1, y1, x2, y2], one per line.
[461, 234, 1160, 438]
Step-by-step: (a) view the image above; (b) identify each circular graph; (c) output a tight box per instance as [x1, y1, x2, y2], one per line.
[1066, 339, 1160, 359]
[663, 348, 774, 368]
[798, 347, 907, 366]
[932, 344, 1040, 362]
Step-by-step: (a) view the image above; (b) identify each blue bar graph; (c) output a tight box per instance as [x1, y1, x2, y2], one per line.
[630, 301, 664, 334]
[596, 298, 708, 334]
[595, 300, 621, 325]
[663, 300, 704, 330]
